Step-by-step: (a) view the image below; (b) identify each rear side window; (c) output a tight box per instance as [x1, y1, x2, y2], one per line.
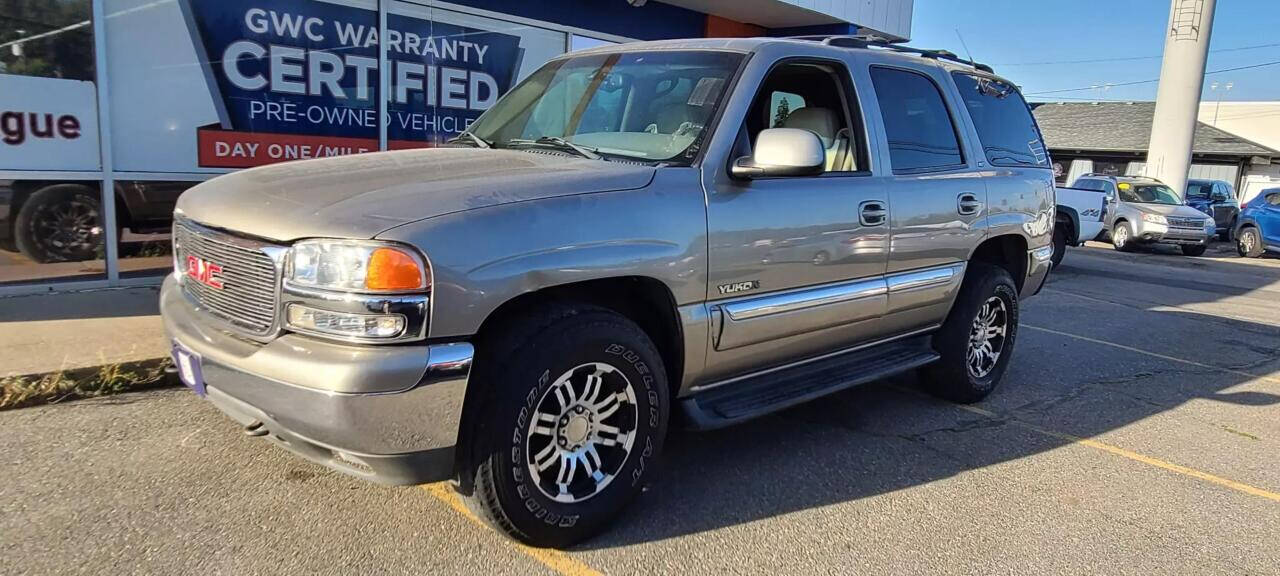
[869, 67, 964, 173]
[951, 73, 1048, 168]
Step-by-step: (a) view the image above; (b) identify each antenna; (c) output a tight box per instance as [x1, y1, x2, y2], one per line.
[955, 29, 975, 64]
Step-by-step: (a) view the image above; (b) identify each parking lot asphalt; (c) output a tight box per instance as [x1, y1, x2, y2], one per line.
[4, 241, 1280, 576]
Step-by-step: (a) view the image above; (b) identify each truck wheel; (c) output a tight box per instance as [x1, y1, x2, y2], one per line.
[1218, 225, 1233, 243]
[1111, 222, 1134, 252]
[922, 262, 1019, 404]
[14, 184, 104, 263]
[1050, 224, 1068, 268]
[468, 304, 668, 548]
[1237, 227, 1264, 258]
[1181, 244, 1207, 257]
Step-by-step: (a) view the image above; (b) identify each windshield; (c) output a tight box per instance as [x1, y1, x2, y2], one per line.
[467, 51, 743, 165]
[1118, 183, 1182, 205]
[1185, 181, 1213, 199]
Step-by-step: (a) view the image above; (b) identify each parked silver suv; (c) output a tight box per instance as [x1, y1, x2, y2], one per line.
[161, 36, 1054, 547]
[1072, 174, 1215, 255]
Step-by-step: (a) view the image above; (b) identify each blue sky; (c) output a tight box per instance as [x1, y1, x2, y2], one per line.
[909, 0, 1280, 102]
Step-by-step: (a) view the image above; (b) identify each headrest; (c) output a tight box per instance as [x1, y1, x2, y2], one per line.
[781, 107, 838, 146]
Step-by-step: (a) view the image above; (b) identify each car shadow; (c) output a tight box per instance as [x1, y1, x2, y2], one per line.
[575, 251, 1280, 549]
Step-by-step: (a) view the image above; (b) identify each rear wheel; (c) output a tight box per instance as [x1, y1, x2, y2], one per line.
[1111, 222, 1135, 252]
[1181, 244, 1207, 257]
[1238, 227, 1264, 258]
[467, 304, 668, 548]
[922, 263, 1019, 403]
[1050, 223, 1069, 268]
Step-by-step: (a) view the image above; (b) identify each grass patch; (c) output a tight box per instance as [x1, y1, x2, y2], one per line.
[0, 358, 173, 410]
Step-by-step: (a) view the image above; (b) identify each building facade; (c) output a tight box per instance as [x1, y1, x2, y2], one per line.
[0, 0, 913, 293]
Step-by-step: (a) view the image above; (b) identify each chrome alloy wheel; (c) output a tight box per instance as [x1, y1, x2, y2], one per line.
[1112, 225, 1129, 249]
[526, 362, 638, 504]
[967, 296, 1008, 379]
[1241, 231, 1256, 253]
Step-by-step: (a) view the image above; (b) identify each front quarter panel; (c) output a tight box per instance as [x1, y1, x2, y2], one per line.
[378, 168, 708, 339]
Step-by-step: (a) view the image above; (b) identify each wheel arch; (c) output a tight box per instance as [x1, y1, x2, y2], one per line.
[1055, 205, 1080, 244]
[968, 234, 1029, 293]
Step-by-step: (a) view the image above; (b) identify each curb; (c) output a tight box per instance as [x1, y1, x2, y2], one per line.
[0, 357, 177, 411]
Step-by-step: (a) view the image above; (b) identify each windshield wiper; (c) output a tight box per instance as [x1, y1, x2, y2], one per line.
[447, 131, 491, 149]
[505, 136, 603, 161]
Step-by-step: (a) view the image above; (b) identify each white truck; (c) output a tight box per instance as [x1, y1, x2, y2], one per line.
[1052, 186, 1108, 266]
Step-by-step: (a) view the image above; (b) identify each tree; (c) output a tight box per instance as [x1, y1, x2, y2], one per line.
[773, 97, 791, 127]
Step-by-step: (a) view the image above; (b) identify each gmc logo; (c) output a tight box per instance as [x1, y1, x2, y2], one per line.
[185, 255, 224, 289]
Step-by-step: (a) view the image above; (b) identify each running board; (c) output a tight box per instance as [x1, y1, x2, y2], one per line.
[681, 336, 939, 430]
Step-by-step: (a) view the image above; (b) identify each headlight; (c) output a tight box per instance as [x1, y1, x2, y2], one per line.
[287, 240, 428, 292]
[1142, 213, 1168, 225]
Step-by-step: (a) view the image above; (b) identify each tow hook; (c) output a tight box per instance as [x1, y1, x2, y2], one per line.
[243, 420, 269, 437]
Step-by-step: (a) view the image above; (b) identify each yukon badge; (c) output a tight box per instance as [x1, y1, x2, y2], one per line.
[718, 280, 760, 295]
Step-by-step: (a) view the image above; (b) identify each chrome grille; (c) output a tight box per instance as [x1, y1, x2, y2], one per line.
[174, 220, 281, 335]
[1168, 217, 1204, 229]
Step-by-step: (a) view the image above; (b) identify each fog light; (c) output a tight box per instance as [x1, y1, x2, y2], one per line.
[286, 304, 406, 339]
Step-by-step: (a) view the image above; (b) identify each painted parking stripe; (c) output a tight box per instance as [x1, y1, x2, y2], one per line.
[952, 402, 1280, 504]
[422, 483, 604, 576]
[1022, 323, 1280, 386]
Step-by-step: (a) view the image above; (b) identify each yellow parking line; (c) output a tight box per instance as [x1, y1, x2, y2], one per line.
[1022, 323, 1280, 386]
[951, 403, 1280, 504]
[422, 483, 604, 576]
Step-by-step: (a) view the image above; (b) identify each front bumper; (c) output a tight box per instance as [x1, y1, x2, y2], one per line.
[1132, 221, 1211, 246]
[161, 276, 472, 485]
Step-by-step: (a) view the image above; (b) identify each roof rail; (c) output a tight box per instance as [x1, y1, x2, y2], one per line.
[788, 34, 995, 74]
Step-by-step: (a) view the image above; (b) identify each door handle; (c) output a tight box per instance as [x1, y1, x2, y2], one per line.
[860, 201, 887, 226]
[957, 193, 983, 216]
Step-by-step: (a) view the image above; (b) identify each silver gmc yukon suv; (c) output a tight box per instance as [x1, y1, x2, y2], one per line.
[162, 37, 1054, 547]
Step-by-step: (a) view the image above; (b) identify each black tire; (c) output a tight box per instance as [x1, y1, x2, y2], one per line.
[14, 184, 104, 263]
[1111, 221, 1135, 252]
[1050, 223, 1069, 268]
[922, 262, 1019, 404]
[1218, 228, 1232, 243]
[1181, 244, 1207, 257]
[1237, 226, 1264, 258]
[467, 304, 669, 548]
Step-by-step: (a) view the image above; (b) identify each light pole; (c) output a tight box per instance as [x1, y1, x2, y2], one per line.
[1144, 0, 1218, 197]
[1210, 81, 1233, 126]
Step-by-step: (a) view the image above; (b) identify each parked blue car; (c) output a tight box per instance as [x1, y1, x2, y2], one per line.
[1185, 179, 1239, 241]
[1235, 187, 1280, 258]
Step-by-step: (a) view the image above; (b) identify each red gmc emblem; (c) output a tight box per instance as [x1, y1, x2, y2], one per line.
[185, 255, 224, 289]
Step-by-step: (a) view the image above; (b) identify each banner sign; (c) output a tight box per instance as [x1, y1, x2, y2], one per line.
[179, 0, 524, 168]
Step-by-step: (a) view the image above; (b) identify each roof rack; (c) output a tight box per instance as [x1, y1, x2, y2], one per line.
[789, 34, 995, 74]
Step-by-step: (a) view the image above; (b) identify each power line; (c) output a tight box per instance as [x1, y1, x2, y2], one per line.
[1024, 59, 1280, 95]
[993, 42, 1280, 66]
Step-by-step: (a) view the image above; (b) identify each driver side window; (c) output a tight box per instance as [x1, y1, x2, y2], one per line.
[740, 61, 867, 174]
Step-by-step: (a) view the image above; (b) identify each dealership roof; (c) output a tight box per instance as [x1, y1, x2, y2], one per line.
[1031, 101, 1278, 157]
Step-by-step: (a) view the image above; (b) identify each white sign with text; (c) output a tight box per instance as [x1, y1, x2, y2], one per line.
[0, 74, 100, 171]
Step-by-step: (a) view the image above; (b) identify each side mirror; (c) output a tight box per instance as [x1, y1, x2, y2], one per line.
[731, 128, 825, 179]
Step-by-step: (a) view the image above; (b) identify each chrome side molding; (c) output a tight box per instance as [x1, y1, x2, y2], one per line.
[721, 277, 887, 321]
[886, 264, 963, 293]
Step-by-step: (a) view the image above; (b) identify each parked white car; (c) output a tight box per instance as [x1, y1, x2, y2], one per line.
[1052, 185, 1107, 266]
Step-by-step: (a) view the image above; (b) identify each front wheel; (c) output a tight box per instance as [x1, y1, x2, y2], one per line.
[1238, 227, 1264, 258]
[14, 184, 105, 263]
[1181, 244, 1207, 257]
[467, 305, 668, 548]
[922, 262, 1019, 404]
[1111, 222, 1135, 252]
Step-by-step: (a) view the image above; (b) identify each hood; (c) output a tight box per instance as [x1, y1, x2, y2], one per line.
[1184, 197, 1214, 216]
[176, 148, 656, 242]
[1130, 202, 1210, 219]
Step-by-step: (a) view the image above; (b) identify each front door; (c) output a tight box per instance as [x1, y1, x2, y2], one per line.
[701, 57, 889, 382]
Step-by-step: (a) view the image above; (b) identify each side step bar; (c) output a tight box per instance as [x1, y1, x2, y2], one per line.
[681, 336, 940, 430]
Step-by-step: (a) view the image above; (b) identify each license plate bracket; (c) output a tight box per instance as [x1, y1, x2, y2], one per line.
[172, 342, 206, 397]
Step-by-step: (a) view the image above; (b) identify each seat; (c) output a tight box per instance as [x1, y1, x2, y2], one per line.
[780, 107, 853, 172]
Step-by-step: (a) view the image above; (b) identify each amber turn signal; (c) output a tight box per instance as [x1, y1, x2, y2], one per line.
[365, 247, 427, 291]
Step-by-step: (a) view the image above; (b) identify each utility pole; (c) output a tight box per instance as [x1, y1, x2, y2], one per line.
[1143, 0, 1217, 197]
[1210, 81, 1233, 126]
